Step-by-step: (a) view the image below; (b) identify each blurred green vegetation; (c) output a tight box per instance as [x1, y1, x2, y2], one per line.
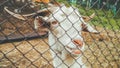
[56, 0, 120, 30]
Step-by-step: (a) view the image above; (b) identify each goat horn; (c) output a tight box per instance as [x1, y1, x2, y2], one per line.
[89, 13, 95, 19]
[23, 6, 58, 16]
[4, 7, 26, 20]
[82, 13, 95, 22]
[4, 6, 57, 20]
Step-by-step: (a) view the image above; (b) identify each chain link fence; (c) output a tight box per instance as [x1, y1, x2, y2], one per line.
[0, 0, 120, 68]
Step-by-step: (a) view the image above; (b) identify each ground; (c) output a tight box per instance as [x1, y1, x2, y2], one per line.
[0, 8, 120, 68]
[0, 27, 120, 68]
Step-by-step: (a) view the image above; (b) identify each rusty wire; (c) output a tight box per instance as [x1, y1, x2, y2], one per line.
[0, 0, 120, 68]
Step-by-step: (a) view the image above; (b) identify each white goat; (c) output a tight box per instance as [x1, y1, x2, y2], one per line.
[4, 3, 98, 67]
[48, 5, 86, 68]
[34, 4, 98, 68]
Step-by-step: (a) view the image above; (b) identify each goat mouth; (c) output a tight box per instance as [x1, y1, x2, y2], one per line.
[65, 46, 81, 55]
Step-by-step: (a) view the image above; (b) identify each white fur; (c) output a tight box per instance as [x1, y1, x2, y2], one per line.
[48, 5, 86, 68]
[33, 4, 98, 68]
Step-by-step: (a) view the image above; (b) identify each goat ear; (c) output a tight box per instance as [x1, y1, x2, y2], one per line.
[82, 13, 95, 22]
[82, 23, 99, 34]
[34, 16, 49, 29]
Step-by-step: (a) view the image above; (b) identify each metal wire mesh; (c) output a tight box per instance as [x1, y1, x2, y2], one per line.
[0, 0, 120, 68]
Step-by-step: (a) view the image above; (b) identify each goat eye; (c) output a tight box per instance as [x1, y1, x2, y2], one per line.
[52, 21, 58, 25]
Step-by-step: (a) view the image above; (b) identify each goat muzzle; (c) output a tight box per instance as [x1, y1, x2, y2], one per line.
[66, 39, 84, 55]
[73, 39, 83, 48]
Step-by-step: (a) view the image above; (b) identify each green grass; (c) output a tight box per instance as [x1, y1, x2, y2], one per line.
[56, 0, 120, 30]
[76, 6, 120, 30]
[81, 8, 120, 30]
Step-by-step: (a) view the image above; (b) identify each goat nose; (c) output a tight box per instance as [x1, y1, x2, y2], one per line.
[73, 39, 83, 47]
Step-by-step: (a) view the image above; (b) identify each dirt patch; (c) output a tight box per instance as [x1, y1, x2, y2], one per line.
[0, 13, 48, 44]
[0, 28, 120, 68]
[0, 12, 120, 68]
[0, 15, 47, 36]
[81, 27, 120, 68]
[0, 38, 53, 68]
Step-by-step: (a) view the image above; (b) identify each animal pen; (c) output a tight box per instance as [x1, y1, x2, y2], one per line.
[0, 0, 120, 68]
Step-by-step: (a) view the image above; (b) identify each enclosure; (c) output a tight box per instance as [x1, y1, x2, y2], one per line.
[0, 0, 120, 68]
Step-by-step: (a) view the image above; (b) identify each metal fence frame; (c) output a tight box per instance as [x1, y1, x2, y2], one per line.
[0, 0, 120, 68]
